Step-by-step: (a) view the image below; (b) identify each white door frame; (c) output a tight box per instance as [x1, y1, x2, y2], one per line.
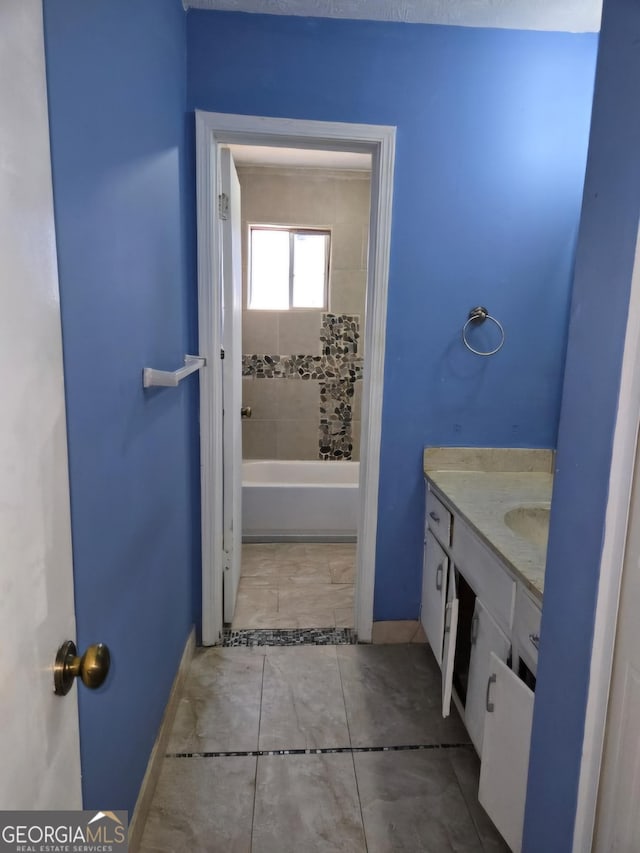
[196, 111, 396, 646]
[572, 221, 640, 851]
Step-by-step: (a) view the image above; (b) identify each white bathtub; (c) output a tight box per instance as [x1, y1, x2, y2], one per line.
[242, 460, 359, 540]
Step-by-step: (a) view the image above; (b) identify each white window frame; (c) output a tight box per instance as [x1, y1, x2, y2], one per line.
[248, 224, 331, 311]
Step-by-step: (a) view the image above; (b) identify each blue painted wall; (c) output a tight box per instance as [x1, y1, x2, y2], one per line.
[44, 0, 198, 814]
[187, 12, 597, 619]
[524, 0, 640, 849]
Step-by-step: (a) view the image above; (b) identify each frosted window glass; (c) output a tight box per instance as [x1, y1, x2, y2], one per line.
[249, 227, 329, 310]
[249, 229, 290, 309]
[292, 233, 327, 308]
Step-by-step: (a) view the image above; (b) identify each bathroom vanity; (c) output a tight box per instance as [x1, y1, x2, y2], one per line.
[421, 448, 553, 853]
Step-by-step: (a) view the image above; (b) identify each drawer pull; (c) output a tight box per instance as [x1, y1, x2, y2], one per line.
[435, 563, 443, 591]
[529, 633, 540, 650]
[444, 602, 451, 634]
[470, 612, 479, 646]
[486, 673, 496, 713]
[429, 511, 440, 523]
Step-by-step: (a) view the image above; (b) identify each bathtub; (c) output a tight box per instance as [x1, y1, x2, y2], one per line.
[242, 460, 359, 540]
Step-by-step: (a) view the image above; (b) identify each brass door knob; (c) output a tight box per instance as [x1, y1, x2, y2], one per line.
[241, 406, 252, 419]
[54, 640, 111, 696]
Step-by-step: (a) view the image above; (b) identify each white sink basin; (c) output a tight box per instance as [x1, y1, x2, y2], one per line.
[503, 503, 551, 551]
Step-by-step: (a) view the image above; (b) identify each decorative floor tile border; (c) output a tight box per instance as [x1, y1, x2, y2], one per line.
[221, 627, 357, 647]
[166, 743, 474, 759]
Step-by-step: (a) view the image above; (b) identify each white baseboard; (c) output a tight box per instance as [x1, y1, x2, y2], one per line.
[128, 627, 195, 852]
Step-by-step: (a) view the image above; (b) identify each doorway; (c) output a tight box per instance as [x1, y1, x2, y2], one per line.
[195, 112, 395, 645]
[231, 146, 370, 633]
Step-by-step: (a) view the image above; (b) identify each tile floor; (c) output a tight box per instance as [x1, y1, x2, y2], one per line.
[232, 542, 356, 629]
[139, 644, 509, 852]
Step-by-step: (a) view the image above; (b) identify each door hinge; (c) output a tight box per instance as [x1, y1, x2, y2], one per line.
[218, 192, 229, 220]
[220, 348, 225, 360]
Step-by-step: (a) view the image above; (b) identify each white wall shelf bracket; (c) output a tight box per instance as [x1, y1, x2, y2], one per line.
[143, 355, 206, 388]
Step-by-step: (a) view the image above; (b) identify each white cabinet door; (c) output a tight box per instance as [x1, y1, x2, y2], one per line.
[421, 530, 448, 666]
[441, 567, 459, 718]
[479, 654, 534, 853]
[465, 600, 511, 756]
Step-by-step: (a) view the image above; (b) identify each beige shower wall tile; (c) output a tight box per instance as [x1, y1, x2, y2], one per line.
[243, 310, 278, 353]
[279, 178, 336, 224]
[243, 419, 277, 459]
[242, 377, 281, 420]
[240, 170, 336, 225]
[238, 173, 292, 222]
[334, 606, 355, 628]
[334, 175, 371, 224]
[244, 378, 319, 423]
[238, 167, 369, 233]
[353, 380, 363, 421]
[332, 221, 368, 271]
[330, 270, 366, 317]
[351, 421, 361, 462]
[278, 310, 322, 355]
[278, 378, 319, 420]
[276, 420, 319, 460]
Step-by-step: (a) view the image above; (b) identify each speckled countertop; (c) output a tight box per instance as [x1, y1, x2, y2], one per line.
[423, 449, 554, 601]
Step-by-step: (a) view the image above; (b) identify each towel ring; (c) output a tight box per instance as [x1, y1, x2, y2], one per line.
[462, 306, 505, 356]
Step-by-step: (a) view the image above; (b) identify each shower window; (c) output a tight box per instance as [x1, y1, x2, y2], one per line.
[248, 226, 330, 310]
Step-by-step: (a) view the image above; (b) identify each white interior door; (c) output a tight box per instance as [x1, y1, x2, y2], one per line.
[220, 147, 243, 624]
[594, 427, 640, 851]
[479, 654, 534, 853]
[0, 0, 81, 808]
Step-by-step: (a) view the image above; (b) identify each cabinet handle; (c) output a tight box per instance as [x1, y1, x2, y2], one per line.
[443, 602, 451, 634]
[470, 612, 479, 646]
[429, 511, 440, 523]
[529, 633, 540, 650]
[486, 673, 496, 713]
[435, 563, 443, 591]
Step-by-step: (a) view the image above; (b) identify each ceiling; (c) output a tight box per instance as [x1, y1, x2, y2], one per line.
[184, 0, 602, 33]
[228, 145, 371, 171]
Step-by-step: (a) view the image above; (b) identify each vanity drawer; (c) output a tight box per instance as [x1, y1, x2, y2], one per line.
[513, 586, 542, 674]
[452, 519, 515, 635]
[426, 489, 452, 547]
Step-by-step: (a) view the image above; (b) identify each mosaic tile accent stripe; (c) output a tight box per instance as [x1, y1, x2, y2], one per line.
[242, 313, 362, 460]
[221, 627, 357, 647]
[241, 353, 363, 381]
[319, 380, 354, 460]
[167, 743, 474, 759]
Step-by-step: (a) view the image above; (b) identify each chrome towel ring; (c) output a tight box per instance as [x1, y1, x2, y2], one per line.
[462, 306, 505, 356]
